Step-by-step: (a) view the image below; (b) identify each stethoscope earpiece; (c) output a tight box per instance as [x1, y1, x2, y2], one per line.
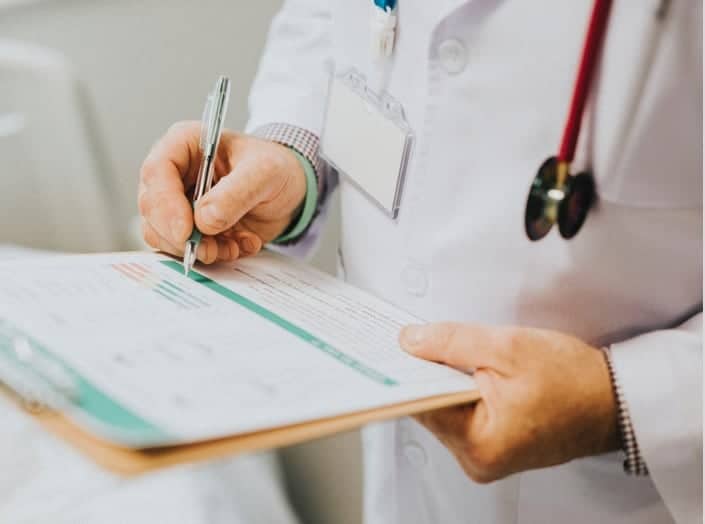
[524, 156, 595, 241]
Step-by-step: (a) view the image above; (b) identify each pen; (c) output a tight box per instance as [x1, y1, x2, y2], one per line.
[183, 76, 231, 275]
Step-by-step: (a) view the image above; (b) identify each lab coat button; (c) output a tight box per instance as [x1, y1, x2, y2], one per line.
[401, 264, 428, 296]
[438, 38, 467, 74]
[403, 441, 428, 469]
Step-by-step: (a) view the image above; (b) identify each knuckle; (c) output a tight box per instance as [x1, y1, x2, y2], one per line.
[140, 157, 161, 186]
[137, 190, 151, 217]
[205, 243, 218, 264]
[501, 326, 522, 348]
[167, 120, 196, 135]
[140, 221, 157, 247]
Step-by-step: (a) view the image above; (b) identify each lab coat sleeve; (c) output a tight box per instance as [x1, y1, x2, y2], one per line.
[244, 0, 338, 257]
[610, 312, 703, 524]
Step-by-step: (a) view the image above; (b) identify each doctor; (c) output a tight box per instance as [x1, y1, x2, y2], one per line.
[137, 1, 702, 523]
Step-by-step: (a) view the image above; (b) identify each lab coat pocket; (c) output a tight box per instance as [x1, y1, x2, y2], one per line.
[589, 0, 702, 209]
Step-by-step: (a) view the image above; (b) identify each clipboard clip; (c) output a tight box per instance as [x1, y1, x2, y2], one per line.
[0, 325, 78, 413]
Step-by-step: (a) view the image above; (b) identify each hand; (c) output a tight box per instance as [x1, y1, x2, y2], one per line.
[138, 121, 307, 263]
[399, 323, 619, 483]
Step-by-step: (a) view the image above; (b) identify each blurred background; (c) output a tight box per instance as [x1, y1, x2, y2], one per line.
[0, 0, 359, 523]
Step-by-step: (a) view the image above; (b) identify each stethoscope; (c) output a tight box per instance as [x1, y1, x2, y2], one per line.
[372, 0, 614, 240]
[524, 0, 613, 241]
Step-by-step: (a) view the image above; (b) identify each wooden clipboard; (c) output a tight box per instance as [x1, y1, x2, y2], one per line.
[3, 386, 480, 476]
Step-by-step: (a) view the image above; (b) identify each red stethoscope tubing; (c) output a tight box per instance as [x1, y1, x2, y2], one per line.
[558, 0, 613, 164]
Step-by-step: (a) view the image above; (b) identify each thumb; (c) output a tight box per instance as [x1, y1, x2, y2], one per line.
[194, 161, 270, 235]
[399, 322, 498, 371]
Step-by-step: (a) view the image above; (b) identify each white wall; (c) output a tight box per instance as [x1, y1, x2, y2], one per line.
[0, 1, 357, 523]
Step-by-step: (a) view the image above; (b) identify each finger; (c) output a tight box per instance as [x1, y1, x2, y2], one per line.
[141, 220, 183, 256]
[142, 121, 202, 189]
[138, 184, 193, 247]
[194, 159, 272, 236]
[143, 218, 222, 266]
[139, 121, 201, 244]
[415, 404, 502, 483]
[215, 236, 240, 262]
[220, 226, 262, 255]
[416, 405, 474, 451]
[196, 236, 218, 264]
[399, 322, 500, 371]
[234, 231, 262, 257]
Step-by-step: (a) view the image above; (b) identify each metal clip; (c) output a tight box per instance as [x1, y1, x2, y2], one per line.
[0, 325, 77, 414]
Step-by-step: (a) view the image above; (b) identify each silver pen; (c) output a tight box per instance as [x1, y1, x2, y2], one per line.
[183, 76, 231, 275]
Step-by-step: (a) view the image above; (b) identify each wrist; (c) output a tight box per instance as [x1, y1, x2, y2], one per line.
[251, 123, 324, 245]
[273, 148, 318, 244]
[594, 347, 622, 454]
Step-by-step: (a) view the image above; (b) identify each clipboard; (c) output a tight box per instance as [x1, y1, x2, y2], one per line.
[2, 385, 479, 476]
[0, 250, 481, 475]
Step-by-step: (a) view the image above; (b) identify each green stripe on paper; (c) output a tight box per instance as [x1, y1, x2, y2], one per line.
[0, 320, 168, 445]
[161, 260, 398, 386]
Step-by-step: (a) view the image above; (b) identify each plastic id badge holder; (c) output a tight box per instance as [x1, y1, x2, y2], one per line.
[320, 69, 413, 218]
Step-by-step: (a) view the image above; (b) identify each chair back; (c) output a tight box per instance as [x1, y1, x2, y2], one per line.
[0, 40, 120, 252]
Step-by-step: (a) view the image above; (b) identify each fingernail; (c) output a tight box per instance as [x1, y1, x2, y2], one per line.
[241, 237, 256, 254]
[201, 204, 222, 227]
[401, 324, 428, 353]
[170, 218, 186, 241]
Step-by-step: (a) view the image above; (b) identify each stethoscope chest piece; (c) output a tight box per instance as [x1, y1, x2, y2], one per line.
[523, 0, 611, 241]
[524, 156, 595, 241]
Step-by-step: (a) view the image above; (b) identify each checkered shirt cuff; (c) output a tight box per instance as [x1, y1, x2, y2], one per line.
[602, 346, 649, 476]
[251, 123, 325, 195]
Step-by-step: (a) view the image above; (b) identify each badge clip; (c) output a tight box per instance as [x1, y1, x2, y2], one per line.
[370, 4, 397, 61]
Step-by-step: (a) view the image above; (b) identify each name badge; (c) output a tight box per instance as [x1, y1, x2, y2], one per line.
[320, 69, 413, 218]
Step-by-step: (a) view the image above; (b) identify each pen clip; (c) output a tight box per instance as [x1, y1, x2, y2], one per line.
[201, 76, 231, 159]
[194, 76, 231, 201]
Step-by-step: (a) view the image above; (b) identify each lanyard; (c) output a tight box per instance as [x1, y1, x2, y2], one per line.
[370, 0, 615, 241]
[373, 0, 396, 9]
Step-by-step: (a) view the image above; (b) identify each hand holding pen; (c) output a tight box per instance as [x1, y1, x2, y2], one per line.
[183, 76, 231, 274]
[138, 77, 307, 269]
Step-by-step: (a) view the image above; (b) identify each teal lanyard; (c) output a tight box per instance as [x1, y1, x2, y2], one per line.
[374, 0, 396, 10]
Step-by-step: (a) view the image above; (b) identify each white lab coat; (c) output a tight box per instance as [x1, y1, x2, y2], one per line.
[246, 1, 702, 523]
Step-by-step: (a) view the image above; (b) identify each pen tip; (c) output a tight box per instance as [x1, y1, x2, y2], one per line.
[183, 243, 195, 276]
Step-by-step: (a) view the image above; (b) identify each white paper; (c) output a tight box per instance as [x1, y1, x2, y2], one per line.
[0, 251, 474, 446]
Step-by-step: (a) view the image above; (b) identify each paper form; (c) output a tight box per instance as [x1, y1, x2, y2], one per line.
[0, 251, 475, 447]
